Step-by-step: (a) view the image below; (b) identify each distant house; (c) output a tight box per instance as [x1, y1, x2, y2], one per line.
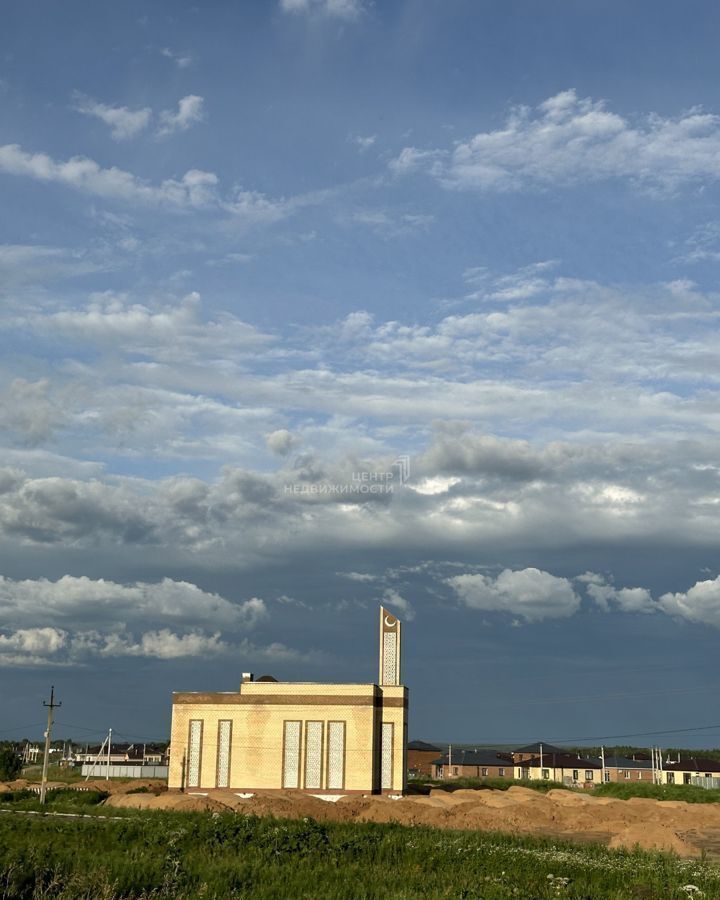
[72, 742, 169, 767]
[431, 748, 513, 780]
[514, 752, 601, 787]
[407, 741, 442, 778]
[661, 757, 720, 786]
[511, 742, 566, 765]
[601, 755, 654, 783]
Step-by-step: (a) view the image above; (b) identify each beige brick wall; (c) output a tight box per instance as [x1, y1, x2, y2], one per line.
[169, 682, 408, 793]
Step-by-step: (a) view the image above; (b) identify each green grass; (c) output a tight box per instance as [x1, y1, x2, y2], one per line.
[0, 804, 717, 899]
[594, 781, 720, 804]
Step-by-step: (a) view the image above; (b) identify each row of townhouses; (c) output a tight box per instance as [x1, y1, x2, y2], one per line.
[408, 741, 720, 789]
[21, 741, 169, 767]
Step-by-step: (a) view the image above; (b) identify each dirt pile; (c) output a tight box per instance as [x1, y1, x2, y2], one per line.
[101, 787, 720, 857]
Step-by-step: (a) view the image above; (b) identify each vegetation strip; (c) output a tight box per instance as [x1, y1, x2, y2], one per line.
[1, 792, 719, 899]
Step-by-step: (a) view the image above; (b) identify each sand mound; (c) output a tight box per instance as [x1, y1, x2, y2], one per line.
[90, 786, 720, 858]
[105, 793, 229, 812]
[609, 823, 696, 856]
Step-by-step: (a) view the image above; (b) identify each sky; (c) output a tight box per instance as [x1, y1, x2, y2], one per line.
[2, 0, 720, 749]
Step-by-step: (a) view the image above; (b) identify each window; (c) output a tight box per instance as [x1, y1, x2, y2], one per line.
[585, 770, 594, 781]
[481, 768, 488, 777]
[623, 770, 630, 780]
[667, 772, 675, 785]
[683, 773, 691, 785]
[541, 768, 550, 779]
[499, 768, 505, 776]
[638, 771, 643, 780]
[604, 771, 610, 783]
[572, 769, 579, 781]
[452, 766, 459, 776]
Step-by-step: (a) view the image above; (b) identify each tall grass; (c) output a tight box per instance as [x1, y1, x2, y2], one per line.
[0, 805, 717, 899]
[594, 781, 720, 804]
[407, 776, 569, 794]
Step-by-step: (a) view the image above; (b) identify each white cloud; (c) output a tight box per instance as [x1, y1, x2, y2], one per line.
[350, 134, 376, 151]
[0, 144, 289, 224]
[579, 572, 654, 613]
[448, 568, 581, 622]
[338, 571, 377, 582]
[382, 587, 415, 621]
[266, 429, 297, 456]
[280, 0, 365, 20]
[31, 291, 275, 363]
[0, 573, 267, 629]
[348, 209, 434, 236]
[0, 143, 216, 208]
[390, 89, 720, 192]
[0, 624, 324, 667]
[659, 576, 720, 628]
[160, 47, 193, 68]
[98, 628, 229, 659]
[156, 95, 205, 137]
[73, 94, 151, 140]
[0, 378, 62, 445]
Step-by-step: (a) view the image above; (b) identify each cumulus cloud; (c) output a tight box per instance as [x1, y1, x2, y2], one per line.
[448, 568, 581, 622]
[382, 587, 415, 621]
[0, 624, 325, 667]
[32, 291, 274, 360]
[578, 572, 654, 614]
[390, 89, 720, 192]
[0, 379, 63, 445]
[0, 144, 287, 223]
[0, 143, 216, 207]
[0, 574, 275, 667]
[156, 95, 205, 137]
[73, 94, 151, 140]
[0, 573, 267, 629]
[160, 47, 193, 68]
[266, 429, 297, 456]
[280, 0, 365, 20]
[659, 577, 720, 628]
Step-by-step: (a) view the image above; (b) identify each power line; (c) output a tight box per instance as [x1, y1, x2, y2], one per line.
[0, 723, 46, 735]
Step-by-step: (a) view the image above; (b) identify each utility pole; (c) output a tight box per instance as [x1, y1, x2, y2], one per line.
[106, 727, 112, 780]
[40, 686, 62, 805]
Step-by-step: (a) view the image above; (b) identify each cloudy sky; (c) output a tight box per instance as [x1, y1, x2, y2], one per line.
[2, 0, 720, 748]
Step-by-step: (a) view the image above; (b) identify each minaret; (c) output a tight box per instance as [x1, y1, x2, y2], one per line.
[379, 606, 402, 686]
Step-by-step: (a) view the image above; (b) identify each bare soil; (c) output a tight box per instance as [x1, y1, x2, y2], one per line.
[96, 783, 720, 857]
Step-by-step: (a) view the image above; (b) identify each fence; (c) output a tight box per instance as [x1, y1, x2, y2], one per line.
[690, 776, 720, 790]
[79, 763, 168, 779]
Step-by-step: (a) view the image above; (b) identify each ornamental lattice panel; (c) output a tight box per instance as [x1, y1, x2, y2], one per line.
[304, 721, 323, 790]
[216, 720, 232, 788]
[381, 721, 394, 790]
[383, 631, 397, 685]
[283, 721, 301, 788]
[187, 720, 202, 788]
[326, 722, 345, 790]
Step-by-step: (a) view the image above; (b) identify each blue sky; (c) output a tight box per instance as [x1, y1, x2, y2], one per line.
[2, 0, 720, 749]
